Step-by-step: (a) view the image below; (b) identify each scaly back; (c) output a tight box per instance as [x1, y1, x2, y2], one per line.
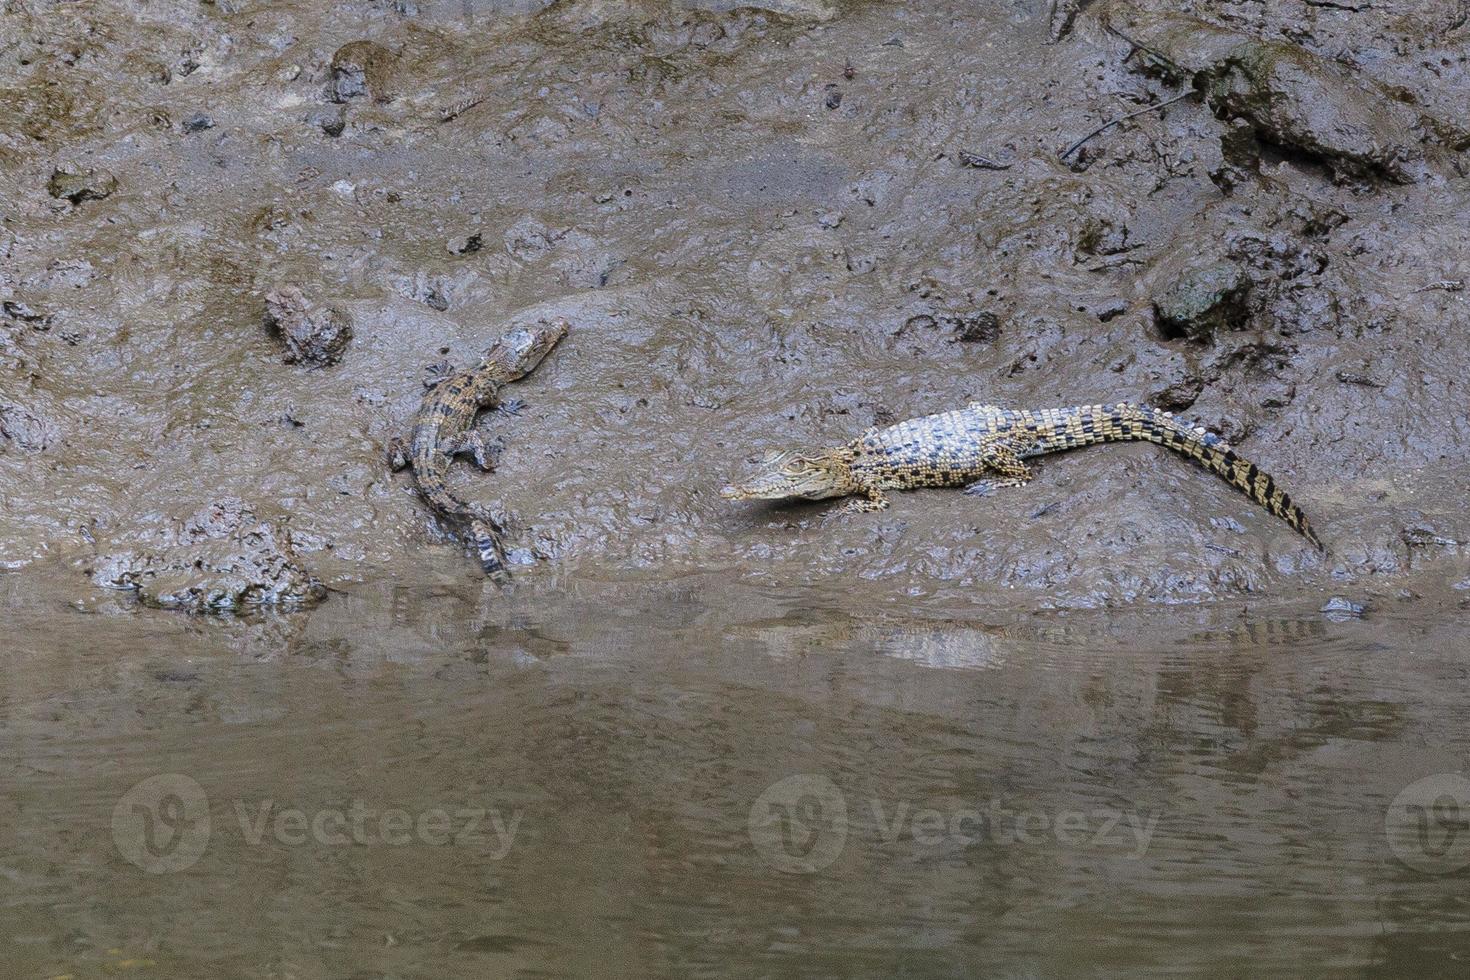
[851, 402, 1323, 550]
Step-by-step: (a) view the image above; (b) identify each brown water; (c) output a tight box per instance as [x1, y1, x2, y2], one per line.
[5, 573, 1470, 977]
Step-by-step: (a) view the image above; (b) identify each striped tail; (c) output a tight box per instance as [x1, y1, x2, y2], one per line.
[1081, 403, 1325, 552]
[411, 469, 514, 580]
[470, 517, 511, 583]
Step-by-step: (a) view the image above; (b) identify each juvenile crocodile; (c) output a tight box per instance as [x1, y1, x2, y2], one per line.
[390, 320, 568, 579]
[722, 402, 1324, 551]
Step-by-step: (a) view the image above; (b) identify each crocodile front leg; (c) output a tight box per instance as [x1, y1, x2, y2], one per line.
[842, 485, 890, 514]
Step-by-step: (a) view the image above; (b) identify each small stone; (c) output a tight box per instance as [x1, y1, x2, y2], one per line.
[47, 164, 118, 204]
[182, 112, 215, 133]
[1154, 260, 1252, 343]
[326, 40, 397, 104]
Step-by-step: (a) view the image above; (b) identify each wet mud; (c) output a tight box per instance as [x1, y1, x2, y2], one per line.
[1, 0, 1468, 609]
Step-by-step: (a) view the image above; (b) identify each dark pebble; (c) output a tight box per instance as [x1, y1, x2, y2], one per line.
[313, 109, 346, 137]
[952, 312, 1002, 343]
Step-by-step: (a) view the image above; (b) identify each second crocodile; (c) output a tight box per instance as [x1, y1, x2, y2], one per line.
[391, 319, 568, 579]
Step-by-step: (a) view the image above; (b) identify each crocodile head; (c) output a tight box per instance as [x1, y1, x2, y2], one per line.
[481, 318, 570, 376]
[721, 448, 858, 503]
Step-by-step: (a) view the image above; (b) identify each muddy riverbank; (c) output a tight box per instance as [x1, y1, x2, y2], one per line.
[2, 0, 1468, 609]
[6, 3, 1470, 975]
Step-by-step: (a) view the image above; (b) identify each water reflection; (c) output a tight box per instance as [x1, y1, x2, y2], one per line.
[3, 572, 1468, 976]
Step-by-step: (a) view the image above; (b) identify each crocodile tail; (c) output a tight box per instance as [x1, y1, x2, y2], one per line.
[1110, 403, 1326, 552]
[410, 464, 512, 578]
[470, 518, 511, 582]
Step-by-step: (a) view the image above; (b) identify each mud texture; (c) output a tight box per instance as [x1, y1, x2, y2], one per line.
[1, 0, 1468, 610]
[1104, 5, 1437, 184]
[87, 497, 326, 612]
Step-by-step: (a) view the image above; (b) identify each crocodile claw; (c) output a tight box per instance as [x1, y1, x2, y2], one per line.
[423, 360, 455, 388]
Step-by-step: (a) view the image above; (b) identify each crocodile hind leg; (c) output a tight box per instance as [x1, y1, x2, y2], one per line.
[963, 440, 1035, 496]
[441, 430, 501, 471]
[963, 477, 1031, 497]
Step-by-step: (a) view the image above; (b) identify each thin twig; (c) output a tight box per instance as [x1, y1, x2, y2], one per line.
[958, 150, 1013, 171]
[439, 92, 488, 123]
[1059, 89, 1197, 161]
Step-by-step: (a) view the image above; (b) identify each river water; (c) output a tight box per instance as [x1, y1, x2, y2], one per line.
[4, 572, 1469, 976]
